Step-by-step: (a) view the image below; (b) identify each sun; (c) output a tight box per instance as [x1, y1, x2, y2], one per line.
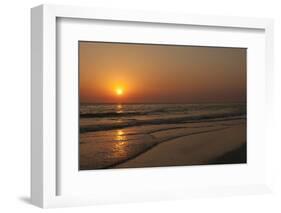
[115, 87, 124, 96]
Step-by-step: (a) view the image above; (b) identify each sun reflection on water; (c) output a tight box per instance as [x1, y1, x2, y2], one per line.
[116, 104, 123, 113]
[112, 129, 128, 158]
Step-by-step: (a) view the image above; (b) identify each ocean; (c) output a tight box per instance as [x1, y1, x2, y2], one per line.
[79, 103, 246, 170]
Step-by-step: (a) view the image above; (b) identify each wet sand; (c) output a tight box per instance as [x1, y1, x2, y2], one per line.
[80, 117, 246, 170]
[115, 123, 246, 168]
[211, 143, 246, 164]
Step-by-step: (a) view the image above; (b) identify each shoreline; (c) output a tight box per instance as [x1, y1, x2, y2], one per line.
[104, 126, 230, 169]
[114, 123, 246, 169]
[79, 116, 246, 170]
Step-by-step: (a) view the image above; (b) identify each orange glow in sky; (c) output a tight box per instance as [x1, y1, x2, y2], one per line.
[79, 41, 246, 104]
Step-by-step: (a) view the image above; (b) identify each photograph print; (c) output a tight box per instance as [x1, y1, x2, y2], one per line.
[79, 41, 247, 170]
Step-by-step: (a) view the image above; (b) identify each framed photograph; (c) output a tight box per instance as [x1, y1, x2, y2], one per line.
[78, 41, 248, 170]
[31, 4, 274, 208]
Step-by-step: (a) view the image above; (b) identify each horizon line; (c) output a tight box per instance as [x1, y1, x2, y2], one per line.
[80, 102, 247, 105]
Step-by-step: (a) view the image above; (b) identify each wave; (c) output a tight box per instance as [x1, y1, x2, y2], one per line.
[80, 111, 146, 118]
[80, 111, 246, 133]
[80, 104, 246, 120]
[80, 107, 179, 118]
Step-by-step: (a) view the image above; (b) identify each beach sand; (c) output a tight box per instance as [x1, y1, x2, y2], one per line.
[114, 123, 246, 168]
[80, 117, 246, 170]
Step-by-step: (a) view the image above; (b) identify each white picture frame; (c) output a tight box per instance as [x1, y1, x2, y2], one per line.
[31, 4, 274, 208]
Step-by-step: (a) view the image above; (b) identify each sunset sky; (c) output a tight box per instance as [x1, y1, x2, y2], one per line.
[79, 41, 246, 104]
